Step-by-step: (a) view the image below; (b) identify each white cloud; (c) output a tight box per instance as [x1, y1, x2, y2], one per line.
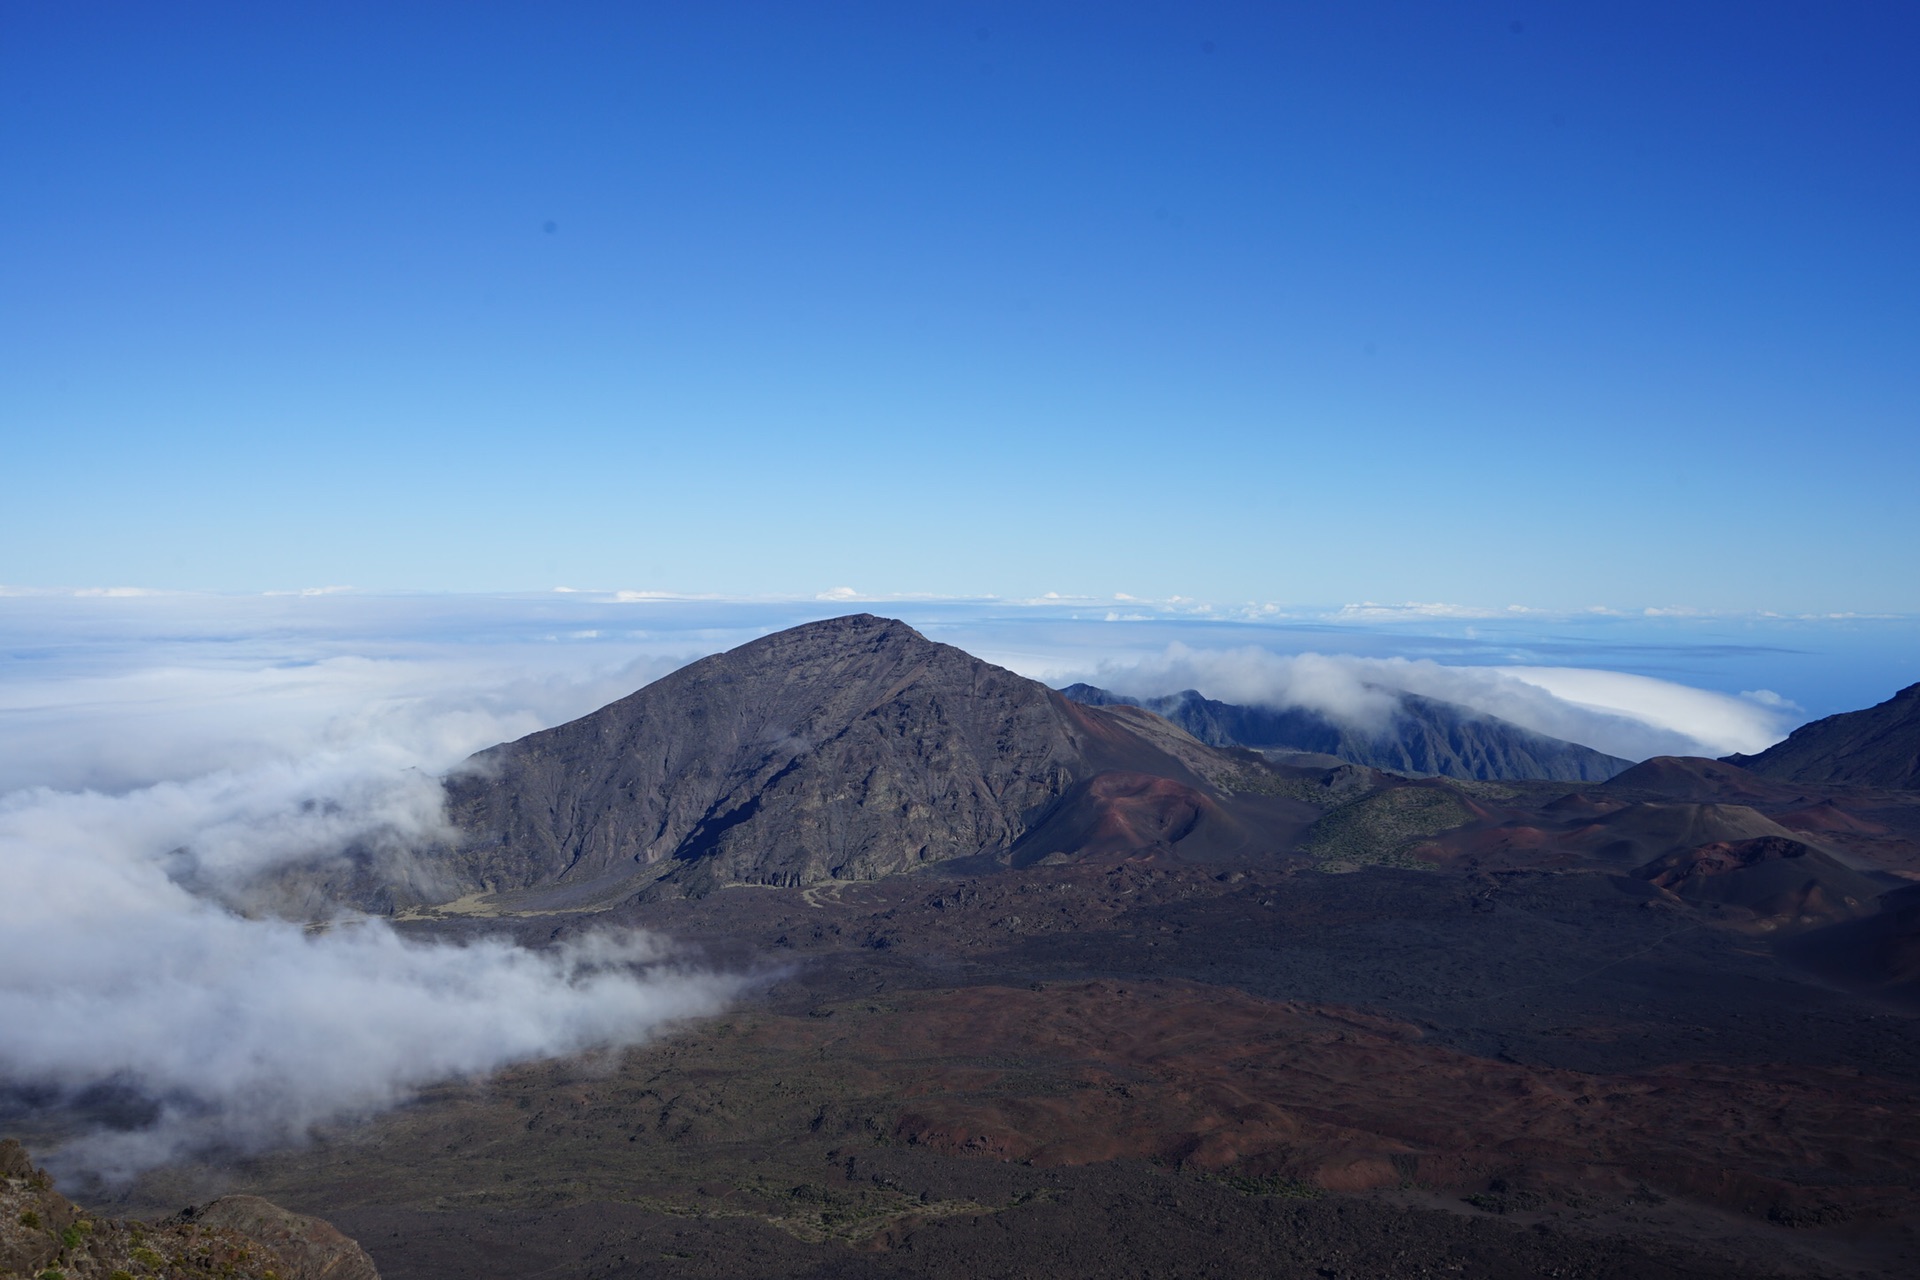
[0, 753, 745, 1183]
[1329, 601, 1529, 621]
[1494, 667, 1795, 757]
[0, 585, 178, 598]
[1051, 645, 1797, 760]
[0, 650, 692, 795]
[0, 610, 746, 1181]
[1082, 644, 1403, 733]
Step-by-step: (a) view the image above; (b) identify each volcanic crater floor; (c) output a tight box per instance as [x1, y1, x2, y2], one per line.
[92, 853, 1920, 1279]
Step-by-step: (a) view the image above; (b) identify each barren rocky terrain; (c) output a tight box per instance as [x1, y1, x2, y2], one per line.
[32, 619, 1920, 1278]
[106, 836, 1920, 1277]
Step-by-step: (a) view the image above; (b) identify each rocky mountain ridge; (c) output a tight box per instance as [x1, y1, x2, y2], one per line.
[1058, 682, 1630, 782]
[1725, 682, 1920, 789]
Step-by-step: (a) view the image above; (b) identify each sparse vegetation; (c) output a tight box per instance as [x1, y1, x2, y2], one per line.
[1202, 1170, 1325, 1200]
[1, 1139, 347, 1280]
[1214, 766, 1339, 805]
[1216, 763, 1382, 808]
[1300, 785, 1472, 868]
[1465, 1178, 1553, 1215]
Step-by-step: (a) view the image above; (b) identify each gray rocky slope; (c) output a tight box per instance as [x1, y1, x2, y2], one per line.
[1057, 684, 1630, 783]
[441, 615, 1260, 900]
[1724, 682, 1920, 790]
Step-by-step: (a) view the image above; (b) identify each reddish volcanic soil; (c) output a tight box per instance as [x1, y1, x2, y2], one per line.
[826, 981, 1920, 1222]
[1776, 802, 1895, 837]
[76, 758, 1920, 1280]
[1014, 771, 1209, 860]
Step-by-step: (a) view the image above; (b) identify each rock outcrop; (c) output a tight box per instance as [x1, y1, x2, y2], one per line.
[0, 1139, 378, 1280]
[175, 1196, 380, 1280]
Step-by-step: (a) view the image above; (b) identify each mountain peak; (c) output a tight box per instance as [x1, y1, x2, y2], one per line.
[735, 612, 929, 655]
[792, 612, 921, 639]
[439, 616, 1258, 901]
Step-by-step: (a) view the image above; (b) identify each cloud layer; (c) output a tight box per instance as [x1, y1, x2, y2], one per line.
[1065, 644, 1795, 759]
[0, 762, 743, 1182]
[0, 632, 743, 1182]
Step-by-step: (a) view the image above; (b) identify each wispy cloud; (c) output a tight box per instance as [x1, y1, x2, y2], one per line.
[1494, 666, 1798, 758]
[0, 649, 696, 795]
[0, 585, 179, 598]
[1058, 644, 1797, 759]
[1329, 601, 1539, 621]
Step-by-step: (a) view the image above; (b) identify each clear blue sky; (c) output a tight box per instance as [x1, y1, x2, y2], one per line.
[4, 2, 1916, 609]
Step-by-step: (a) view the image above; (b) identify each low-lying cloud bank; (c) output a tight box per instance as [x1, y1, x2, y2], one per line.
[0, 656, 742, 1182]
[1067, 645, 1795, 759]
[0, 651, 692, 796]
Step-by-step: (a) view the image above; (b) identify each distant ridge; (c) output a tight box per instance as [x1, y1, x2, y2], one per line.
[1724, 683, 1920, 790]
[1057, 684, 1630, 783]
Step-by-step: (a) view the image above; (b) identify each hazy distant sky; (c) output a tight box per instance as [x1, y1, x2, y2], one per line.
[4, 2, 1915, 610]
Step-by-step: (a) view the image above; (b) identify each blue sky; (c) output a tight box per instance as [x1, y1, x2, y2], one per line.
[4, 2, 1916, 610]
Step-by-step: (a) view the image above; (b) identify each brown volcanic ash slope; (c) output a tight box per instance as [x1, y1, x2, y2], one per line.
[442, 615, 1297, 900]
[1726, 683, 1920, 790]
[1605, 755, 1796, 803]
[1633, 836, 1884, 928]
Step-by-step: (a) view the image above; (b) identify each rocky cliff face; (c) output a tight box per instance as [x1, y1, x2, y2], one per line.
[443, 615, 1255, 899]
[1725, 683, 1920, 790]
[1058, 684, 1630, 783]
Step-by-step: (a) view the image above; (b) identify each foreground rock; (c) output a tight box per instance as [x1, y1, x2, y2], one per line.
[0, 1139, 377, 1280]
[174, 1197, 379, 1280]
